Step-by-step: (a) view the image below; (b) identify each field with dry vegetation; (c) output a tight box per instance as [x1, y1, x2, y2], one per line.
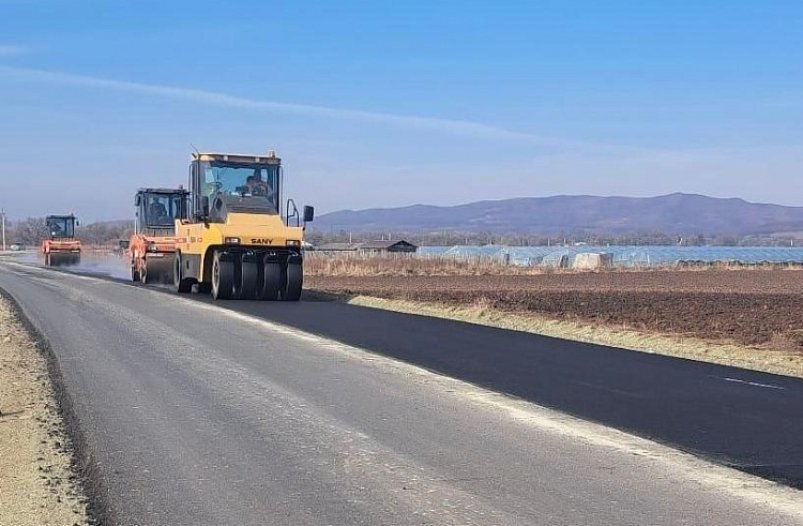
[304, 252, 543, 276]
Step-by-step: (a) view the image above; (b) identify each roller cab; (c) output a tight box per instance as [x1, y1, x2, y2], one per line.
[129, 188, 189, 284]
[173, 151, 314, 300]
[41, 214, 81, 266]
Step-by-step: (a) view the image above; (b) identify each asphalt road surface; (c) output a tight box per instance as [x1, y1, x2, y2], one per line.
[1, 260, 801, 526]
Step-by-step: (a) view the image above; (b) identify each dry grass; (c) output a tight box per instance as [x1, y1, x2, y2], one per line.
[304, 252, 540, 276]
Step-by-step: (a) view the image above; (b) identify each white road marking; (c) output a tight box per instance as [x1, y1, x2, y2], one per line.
[721, 377, 785, 390]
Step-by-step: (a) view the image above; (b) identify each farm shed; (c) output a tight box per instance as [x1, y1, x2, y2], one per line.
[358, 240, 418, 254]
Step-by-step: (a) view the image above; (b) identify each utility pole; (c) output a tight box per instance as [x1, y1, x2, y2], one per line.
[0, 209, 6, 251]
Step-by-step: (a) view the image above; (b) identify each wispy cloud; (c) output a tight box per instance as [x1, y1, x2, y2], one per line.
[0, 44, 29, 57]
[0, 65, 613, 149]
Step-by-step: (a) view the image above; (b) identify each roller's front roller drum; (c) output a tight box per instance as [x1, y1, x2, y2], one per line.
[48, 252, 72, 267]
[142, 255, 174, 285]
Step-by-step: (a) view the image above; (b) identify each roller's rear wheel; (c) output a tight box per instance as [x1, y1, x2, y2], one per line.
[131, 264, 140, 282]
[140, 261, 149, 284]
[211, 251, 235, 300]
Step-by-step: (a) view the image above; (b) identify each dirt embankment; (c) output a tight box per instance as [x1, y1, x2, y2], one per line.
[0, 294, 89, 526]
[307, 269, 803, 377]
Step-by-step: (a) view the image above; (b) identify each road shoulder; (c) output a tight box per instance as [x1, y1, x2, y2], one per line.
[0, 291, 89, 526]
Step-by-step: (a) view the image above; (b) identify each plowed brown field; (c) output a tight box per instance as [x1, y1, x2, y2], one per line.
[307, 270, 803, 350]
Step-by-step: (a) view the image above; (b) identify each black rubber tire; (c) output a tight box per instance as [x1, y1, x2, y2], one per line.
[174, 253, 193, 293]
[44, 254, 51, 267]
[197, 282, 212, 294]
[211, 251, 235, 300]
[240, 257, 260, 300]
[131, 264, 140, 283]
[283, 263, 303, 301]
[262, 260, 284, 301]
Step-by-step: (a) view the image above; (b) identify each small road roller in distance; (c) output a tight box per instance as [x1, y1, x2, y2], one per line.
[41, 214, 81, 266]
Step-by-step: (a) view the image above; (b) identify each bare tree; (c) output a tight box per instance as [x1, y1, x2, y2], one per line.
[12, 217, 49, 246]
[76, 220, 134, 246]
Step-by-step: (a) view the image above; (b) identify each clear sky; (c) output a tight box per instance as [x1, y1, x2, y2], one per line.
[1, 0, 802, 221]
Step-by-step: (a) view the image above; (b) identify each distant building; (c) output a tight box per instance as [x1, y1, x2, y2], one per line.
[314, 240, 418, 254]
[358, 240, 418, 254]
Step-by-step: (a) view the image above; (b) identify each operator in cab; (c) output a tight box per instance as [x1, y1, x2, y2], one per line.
[242, 173, 277, 207]
[149, 198, 171, 226]
[244, 175, 268, 197]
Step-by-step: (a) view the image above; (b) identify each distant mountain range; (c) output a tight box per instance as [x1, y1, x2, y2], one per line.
[314, 193, 803, 236]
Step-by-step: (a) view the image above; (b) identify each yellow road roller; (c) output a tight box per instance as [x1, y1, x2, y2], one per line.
[173, 151, 314, 300]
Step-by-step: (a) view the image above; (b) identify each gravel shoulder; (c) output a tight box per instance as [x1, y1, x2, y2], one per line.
[0, 293, 88, 526]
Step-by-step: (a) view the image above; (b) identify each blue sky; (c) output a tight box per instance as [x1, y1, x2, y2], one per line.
[1, 0, 802, 221]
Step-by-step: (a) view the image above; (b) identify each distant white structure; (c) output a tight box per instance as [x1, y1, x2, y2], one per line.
[572, 252, 614, 270]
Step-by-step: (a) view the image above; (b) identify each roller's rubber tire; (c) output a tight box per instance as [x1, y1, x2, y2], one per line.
[197, 282, 212, 294]
[283, 263, 303, 301]
[240, 256, 260, 300]
[174, 253, 193, 293]
[262, 260, 284, 301]
[131, 264, 140, 283]
[211, 251, 235, 300]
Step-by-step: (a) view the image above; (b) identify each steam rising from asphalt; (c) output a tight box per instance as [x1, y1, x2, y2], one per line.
[20, 251, 132, 281]
[70, 253, 131, 281]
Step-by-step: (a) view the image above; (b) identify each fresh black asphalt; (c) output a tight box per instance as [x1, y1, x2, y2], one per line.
[191, 291, 803, 488]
